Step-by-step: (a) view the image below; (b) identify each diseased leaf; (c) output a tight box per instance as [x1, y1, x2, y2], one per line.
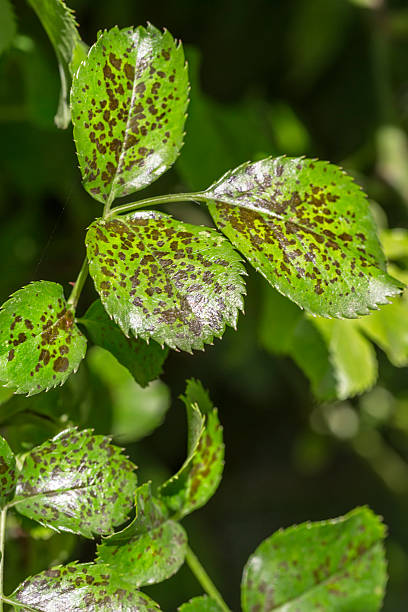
[0, 435, 16, 508]
[80, 299, 168, 386]
[71, 24, 189, 203]
[178, 596, 224, 611]
[0, 282, 86, 396]
[205, 157, 402, 318]
[97, 482, 187, 586]
[241, 507, 387, 612]
[14, 428, 137, 538]
[0, 0, 16, 54]
[27, 0, 87, 128]
[86, 211, 246, 352]
[12, 562, 161, 611]
[159, 379, 224, 518]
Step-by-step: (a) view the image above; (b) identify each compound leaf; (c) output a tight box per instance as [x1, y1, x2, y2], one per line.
[11, 562, 161, 611]
[205, 157, 402, 318]
[241, 507, 387, 612]
[28, 0, 87, 128]
[81, 299, 168, 386]
[71, 24, 189, 204]
[178, 596, 224, 611]
[96, 482, 187, 587]
[0, 435, 16, 508]
[0, 282, 86, 396]
[14, 428, 137, 538]
[86, 211, 246, 352]
[158, 379, 224, 518]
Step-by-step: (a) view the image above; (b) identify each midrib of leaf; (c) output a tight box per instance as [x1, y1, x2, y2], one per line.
[267, 541, 382, 611]
[105, 30, 144, 213]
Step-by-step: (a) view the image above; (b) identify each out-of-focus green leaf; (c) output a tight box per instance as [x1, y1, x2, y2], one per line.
[87, 346, 170, 442]
[206, 157, 402, 318]
[381, 228, 408, 261]
[86, 212, 246, 352]
[72, 25, 189, 204]
[241, 507, 387, 612]
[81, 300, 168, 387]
[178, 596, 224, 611]
[97, 482, 187, 587]
[0, 435, 16, 508]
[0, 0, 16, 55]
[159, 379, 224, 518]
[14, 428, 137, 538]
[27, 0, 87, 128]
[0, 282, 86, 395]
[11, 562, 161, 610]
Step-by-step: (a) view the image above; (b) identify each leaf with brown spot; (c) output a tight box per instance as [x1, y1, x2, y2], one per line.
[28, 0, 88, 128]
[0, 435, 16, 508]
[86, 211, 246, 352]
[158, 379, 224, 518]
[11, 562, 161, 611]
[72, 24, 189, 203]
[241, 507, 387, 612]
[96, 482, 187, 587]
[204, 157, 403, 318]
[80, 299, 168, 387]
[14, 427, 137, 538]
[0, 281, 86, 395]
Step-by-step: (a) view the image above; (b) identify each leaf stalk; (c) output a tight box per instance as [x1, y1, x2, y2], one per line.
[67, 257, 89, 309]
[185, 544, 231, 612]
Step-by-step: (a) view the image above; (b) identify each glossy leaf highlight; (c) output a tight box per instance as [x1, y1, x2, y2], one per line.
[86, 211, 246, 352]
[0, 281, 86, 395]
[72, 24, 189, 203]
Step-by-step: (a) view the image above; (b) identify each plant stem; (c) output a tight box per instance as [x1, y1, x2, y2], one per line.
[107, 192, 208, 217]
[0, 507, 7, 612]
[67, 257, 89, 309]
[185, 545, 231, 612]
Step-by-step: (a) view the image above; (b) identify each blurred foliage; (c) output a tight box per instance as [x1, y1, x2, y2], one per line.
[2, 0, 408, 609]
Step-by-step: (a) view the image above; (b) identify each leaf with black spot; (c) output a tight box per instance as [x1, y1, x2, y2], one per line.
[0, 435, 16, 508]
[71, 24, 189, 203]
[86, 211, 246, 352]
[0, 282, 86, 396]
[241, 506, 387, 612]
[178, 596, 224, 611]
[96, 482, 187, 587]
[14, 428, 137, 538]
[158, 379, 224, 518]
[11, 562, 161, 611]
[28, 0, 88, 128]
[204, 157, 402, 318]
[80, 299, 168, 386]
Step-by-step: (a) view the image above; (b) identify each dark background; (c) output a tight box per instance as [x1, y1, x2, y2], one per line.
[2, 0, 408, 609]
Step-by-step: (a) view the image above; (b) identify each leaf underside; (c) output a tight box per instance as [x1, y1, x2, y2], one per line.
[71, 24, 189, 203]
[0, 281, 86, 395]
[14, 428, 137, 538]
[86, 211, 246, 352]
[81, 299, 168, 386]
[206, 157, 402, 318]
[241, 507, 387, 612]
[12, 562, 161, 611]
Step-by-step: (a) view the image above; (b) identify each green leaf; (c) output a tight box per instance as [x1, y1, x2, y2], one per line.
[86, 211, 246, 352]
[27, 0, 87, 128]
[0, 282, 86, 396]
[11, 562, 161, 610]
[0, 435, 16, 508]
[205, 157, 402, 318]
[159, 379, 224, 518]
[381, 228, 408, 261]
[0, 0, 16, 55]
[14, 428, 137, 538]
[241, 507, 387, 612]
[80, 299, 168, 386]
[178, 596, 224, 611]
[96, 482, 187, 587]
[71, 24, 189, 204]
